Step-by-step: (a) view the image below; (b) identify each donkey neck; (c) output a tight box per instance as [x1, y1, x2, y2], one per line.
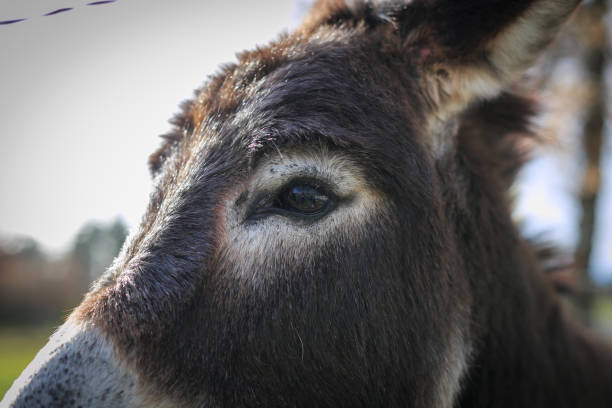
[458, 255, 612, 406]
[447, 157, 612, 407]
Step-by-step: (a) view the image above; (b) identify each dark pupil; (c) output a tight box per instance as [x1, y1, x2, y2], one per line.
[285, 185, 329, 213]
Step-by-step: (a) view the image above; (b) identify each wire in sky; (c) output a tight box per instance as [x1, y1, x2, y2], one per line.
[0, 1, 117, 25]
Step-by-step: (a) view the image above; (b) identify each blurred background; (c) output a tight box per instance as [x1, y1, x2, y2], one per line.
[0, 0, 611, 397]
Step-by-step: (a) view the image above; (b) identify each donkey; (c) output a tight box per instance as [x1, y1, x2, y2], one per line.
[3, 0, 611, 406]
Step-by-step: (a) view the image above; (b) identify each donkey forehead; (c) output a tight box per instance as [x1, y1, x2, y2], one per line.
[182, 32, 424, 180]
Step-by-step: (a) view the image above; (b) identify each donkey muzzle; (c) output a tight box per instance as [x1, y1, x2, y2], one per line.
[1, 320, 145, 408]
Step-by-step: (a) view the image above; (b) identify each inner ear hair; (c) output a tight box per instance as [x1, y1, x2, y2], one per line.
[401, 0, 581, 115]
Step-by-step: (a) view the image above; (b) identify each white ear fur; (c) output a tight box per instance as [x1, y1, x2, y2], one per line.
[419, 0, 580, 154]
[488, 0, 580, 82]
[429, 0, 580, 118]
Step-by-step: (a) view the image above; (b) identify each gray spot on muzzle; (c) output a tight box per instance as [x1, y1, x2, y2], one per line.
[1, 321, 144, 408]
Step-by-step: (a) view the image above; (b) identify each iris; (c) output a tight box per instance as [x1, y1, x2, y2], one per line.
[283, 184, 329, 214]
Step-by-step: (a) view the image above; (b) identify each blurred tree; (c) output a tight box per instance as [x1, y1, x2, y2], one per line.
[72, 217, 128, 282]
[0, 218, 128, 325]
[573, 0, 607, 323]
[512, 0, 609, 324]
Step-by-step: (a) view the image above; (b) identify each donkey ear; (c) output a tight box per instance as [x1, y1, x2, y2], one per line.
[393, 0, 581, 119]
[303, 0, 580, 122]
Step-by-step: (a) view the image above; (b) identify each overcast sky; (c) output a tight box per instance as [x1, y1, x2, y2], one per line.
[1, 0, 610, 280]
[0, 0, 301, 249]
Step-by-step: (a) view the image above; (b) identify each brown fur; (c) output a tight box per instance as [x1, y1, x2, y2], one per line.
[7, 1, 612, 407]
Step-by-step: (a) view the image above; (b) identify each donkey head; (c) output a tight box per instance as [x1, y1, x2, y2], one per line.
[3, 0, 581, 407]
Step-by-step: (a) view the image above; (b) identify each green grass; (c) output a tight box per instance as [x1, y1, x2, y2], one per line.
[592, 296, 612, 332]
[0, 325, 58, 399]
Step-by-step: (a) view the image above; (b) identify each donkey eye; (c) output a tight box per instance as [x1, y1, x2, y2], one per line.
[247, 178, 336, 221]
[279, 184, 330, 215]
